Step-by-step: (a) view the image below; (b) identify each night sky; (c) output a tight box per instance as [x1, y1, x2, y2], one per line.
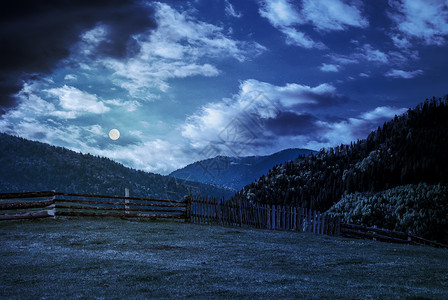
[1, 0, 447, 174]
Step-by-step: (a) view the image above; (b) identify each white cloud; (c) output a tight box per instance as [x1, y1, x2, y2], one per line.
[46, 85, 110, 115]
[259, 0, 301, 27]
[86, 124, 104, 136]
[320, 63, 339, 72]
[385, 69, 424, 79]
[78, 25, 109, 56]
[104, 99, 141, 112]
[259, 0, 368, 48]
[182, 79, 343, 151]
[93, 139, 193, 174]
[100, 2, 265, 99]
[301, 0, 368, 31]
[129, 130, 144, 139]
[239, 79, 339, 107]
[64, 74, 78, 81]
[281, 27, 326, 49]
[327, 54, 359, 65]
[225, 0, 242, 18]
[259, 0, 324, 49]
[360, 106, 407, 120]
[308, 106, 408, 149]
[360, 44, 389, 63]
[149, 3, 265, 62]
[181, 80, 409, 159]
[388, 0, 448, 45]
[326, 43, 419, 72]
[390, 34, 412, 48]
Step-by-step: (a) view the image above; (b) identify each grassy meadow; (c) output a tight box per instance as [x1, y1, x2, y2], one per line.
[1, 217, 447, 299]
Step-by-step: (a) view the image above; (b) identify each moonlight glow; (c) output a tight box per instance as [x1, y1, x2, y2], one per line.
[109, 129, 120, 140]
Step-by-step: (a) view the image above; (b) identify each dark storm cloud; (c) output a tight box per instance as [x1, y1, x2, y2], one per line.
[0, 0, 157, 112]
[264, 111, 319, 136]
[303, 90, 349, 107]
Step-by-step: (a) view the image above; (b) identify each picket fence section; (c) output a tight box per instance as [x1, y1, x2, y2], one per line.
[0, 191, 186, 220]
[187, 196, 341, 236]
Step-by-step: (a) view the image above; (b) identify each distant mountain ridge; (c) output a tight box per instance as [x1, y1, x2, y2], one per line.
[0, 133, 234, 199]
[169, 148, 315, 190]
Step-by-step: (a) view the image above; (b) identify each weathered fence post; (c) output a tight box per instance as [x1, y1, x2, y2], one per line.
[184, 195, 191, 222]
[125, 187, 130, 214]
[50, 190, 56, 219]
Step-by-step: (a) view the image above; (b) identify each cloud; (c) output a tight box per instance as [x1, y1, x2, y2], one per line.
[46, 85, 109, 115]
[104, 99, 141, 112]
[239, 79, 345, 108]
[388, 0, 448, 46]
[327, 54, 359, 65]
[93, 139, 194, 174]
[324, 43, 389, 70]
[181, 79, 346, 154]
[0, 0, 156, 113]
[385, 69, 424, 79]
[64, 74, 78, 81]
[307, 106, 408, 149]
[301, 0, 368, 31]
[359, 44, 389, 63]
[100, 2, 265, 99]
[225, 0, 242, 18]
[390, 33, 412, 48]
[259, 0, 324, 49]
[182, 79, 409, 157]
[259, 0, 301, 27]
[281, 27, 326, 49]
[258, 0, 368, 48]
[320, 63, 340, 72]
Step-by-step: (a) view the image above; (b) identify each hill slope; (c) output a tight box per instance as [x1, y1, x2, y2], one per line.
[169, 148, 315, 190]
[0, 133, 234, 199]
[236, 97, 448, 242]
[238, 97, 448, 210]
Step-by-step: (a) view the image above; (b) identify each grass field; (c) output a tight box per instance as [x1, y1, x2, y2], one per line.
[1, 217, 447, 299]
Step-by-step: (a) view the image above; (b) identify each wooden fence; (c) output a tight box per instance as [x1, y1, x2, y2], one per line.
[0, 191, 55, 220]
[340, 223, 448, 249]
[187, 196, 341, 236]
[0, 191, 186, 220]
[2, 191, 447, 249]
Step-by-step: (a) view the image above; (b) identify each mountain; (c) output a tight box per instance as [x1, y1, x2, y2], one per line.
[236, 97, 448, 242]
[0, 133, 234, 200]
[169, 148, 315, 190]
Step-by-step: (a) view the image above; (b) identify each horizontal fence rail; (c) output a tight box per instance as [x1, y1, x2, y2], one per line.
[53, 192, 186, 219]
[340, 223, 448, 249]
[0, 191, 186, 221]
[0, 191, 56, 220]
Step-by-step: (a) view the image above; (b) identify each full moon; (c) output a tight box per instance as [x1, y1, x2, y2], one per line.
[109, 129, 120, 140]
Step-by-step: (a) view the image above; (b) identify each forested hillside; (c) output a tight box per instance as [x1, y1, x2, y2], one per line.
[0, 133, 234, 199]
[238, 97, 448, 212]
[327, 183, 448, 243]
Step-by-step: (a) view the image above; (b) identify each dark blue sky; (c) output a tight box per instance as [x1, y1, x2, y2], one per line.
[1, 0, 447, 174]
